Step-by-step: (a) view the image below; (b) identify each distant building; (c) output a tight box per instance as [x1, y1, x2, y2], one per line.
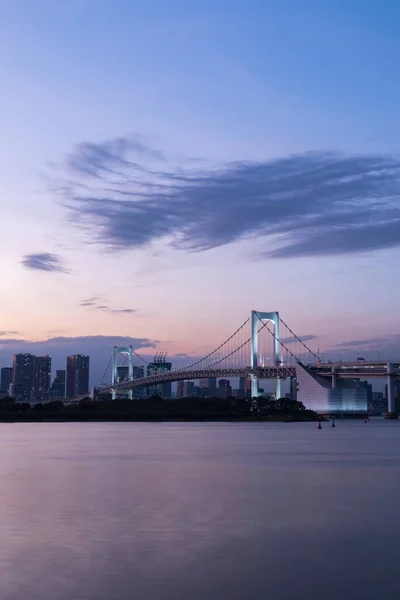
[51, 370, 66, 399]
[117, 365, 144, 382]
[66, 355, 90, 398]
[9, 383, 27, 402]
[34, 356, 51, 393]
[218, 379, 232, 399]
[371, 391, 386, 414]
[199, 377, 217, 395]
[177, 381, 185, 398]
[12, 353, 35, 401]
[146, 353, 172, 397]
[0, 367, 12, 394]
[117, 366, 129, 382]
[243, 379, 252, 398]
[183, 381, 195, 396]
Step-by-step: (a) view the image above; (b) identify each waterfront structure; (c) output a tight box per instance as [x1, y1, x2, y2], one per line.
[4, 308, 398, 417]
[66, 355, 89, 398]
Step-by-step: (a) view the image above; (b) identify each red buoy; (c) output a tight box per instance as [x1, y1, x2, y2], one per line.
[318, 421, 322, 429]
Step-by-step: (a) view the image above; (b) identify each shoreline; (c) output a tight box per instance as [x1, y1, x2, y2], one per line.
[0, 415, 320, 423]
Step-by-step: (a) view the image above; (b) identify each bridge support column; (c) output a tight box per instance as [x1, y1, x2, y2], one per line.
[331, 366, 337, 389]
[250, 375, 257, 398]
[251, 310, 282, 399]
[290, 376, 297, 402]
[386, 363, 398, 418]
[112, 346, 134, 401]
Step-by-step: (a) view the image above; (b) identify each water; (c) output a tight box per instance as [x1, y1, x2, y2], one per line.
[1, 420, 399, 600]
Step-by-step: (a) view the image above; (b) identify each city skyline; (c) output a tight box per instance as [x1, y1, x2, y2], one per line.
[1, 0, 400, 383]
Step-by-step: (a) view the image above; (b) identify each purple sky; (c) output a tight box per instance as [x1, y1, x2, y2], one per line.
[1, 0, 400, 384]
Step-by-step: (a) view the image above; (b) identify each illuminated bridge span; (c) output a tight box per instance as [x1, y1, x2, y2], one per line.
[77, 310, 399, 414]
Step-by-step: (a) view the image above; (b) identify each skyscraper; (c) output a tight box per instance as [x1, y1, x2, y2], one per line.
[0, 367, 12, 394]
[12, 353, 35, 400]
[51, 369, 66, 398]
[66, 355, 90, 397]
[34, 356, 51, 392]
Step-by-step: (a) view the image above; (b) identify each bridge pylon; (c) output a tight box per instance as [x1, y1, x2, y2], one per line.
[112, 346, 135, 400]
[251, 310, 282, 399]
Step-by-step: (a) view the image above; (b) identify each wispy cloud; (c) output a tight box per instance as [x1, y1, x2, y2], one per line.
[0, 331, 20, 337]
[21, 253, 68, 273]
[79, 297, 136, 315]
[334, 336, 400, 348]
[56, 136, 400, 259]
[281, 335, 316, 344]
[79, 297, 100, 307]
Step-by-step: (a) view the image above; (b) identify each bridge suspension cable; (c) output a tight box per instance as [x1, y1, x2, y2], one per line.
[173, 317, 251, 372]
[98, 355, 113, 386]
[254, 311, 310, 366]
[278, 315, 319, 360]
[130, 348, 151, 365]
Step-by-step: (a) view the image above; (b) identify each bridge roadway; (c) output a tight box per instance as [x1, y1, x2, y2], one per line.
[310, 361, 400, 379]
[91, 361, 400, 397]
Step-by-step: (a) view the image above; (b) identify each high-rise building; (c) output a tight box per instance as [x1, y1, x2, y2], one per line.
[218, 378, 232, 399]
[244, 379, 252, 398]
[0, 367, 12, 394]
[199, 377, 217, 395]
[183, 381, 195, 396]
[12, 353, 35, 401]
[177, 381, 185, 398]
[51, 370, 66, 399]
[146, 353, 172, 397]
[66, 355, 90, 397]
[34, 356, 51, 392]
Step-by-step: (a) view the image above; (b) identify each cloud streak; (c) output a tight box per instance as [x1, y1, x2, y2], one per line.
[79, 297, 137, 315]
[21, 253, 68, 273]
[56, 136, 400, 259]
[281, 335, 316, 344]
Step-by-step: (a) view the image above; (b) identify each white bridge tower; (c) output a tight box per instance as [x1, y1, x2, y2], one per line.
[250, 310, 282, 399]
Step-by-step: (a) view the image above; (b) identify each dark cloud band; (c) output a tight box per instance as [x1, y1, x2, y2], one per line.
[57, 137, 400, 258]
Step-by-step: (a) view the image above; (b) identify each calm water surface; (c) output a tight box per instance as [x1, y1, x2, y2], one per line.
[1, 420, 400, 599]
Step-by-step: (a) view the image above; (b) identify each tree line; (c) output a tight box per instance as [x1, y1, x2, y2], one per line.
[0, 395, 318, 422]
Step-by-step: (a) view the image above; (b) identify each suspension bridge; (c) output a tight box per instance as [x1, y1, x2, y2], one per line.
[73, 310, 400, 415]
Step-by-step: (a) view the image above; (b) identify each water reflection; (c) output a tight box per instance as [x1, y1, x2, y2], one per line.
[0, 421, 399, 599]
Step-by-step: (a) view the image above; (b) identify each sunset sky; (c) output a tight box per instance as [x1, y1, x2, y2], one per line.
[1, 0, 400, 383]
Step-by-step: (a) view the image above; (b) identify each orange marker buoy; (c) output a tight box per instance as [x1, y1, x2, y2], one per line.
[318, 421, 322, 429]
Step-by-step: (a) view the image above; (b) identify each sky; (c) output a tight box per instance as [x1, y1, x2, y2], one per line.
[1, 0, 400, 385]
